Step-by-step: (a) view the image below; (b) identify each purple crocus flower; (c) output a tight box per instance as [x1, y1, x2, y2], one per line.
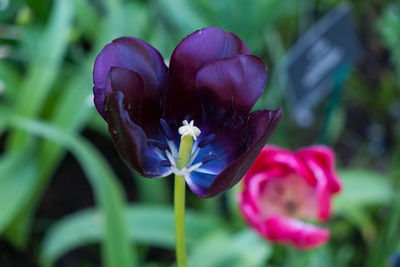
[93, 27, 281, 198]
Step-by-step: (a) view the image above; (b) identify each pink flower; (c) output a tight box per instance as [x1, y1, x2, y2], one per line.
[238, 145, 342, 249]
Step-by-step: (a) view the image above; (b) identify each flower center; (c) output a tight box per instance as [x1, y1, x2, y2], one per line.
[260, 174, 318, 220]
[151, 119, 217, 179]
[285, 200, 298, 215]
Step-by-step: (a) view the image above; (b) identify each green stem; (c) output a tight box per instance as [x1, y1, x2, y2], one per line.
[174, 135, 193, 267]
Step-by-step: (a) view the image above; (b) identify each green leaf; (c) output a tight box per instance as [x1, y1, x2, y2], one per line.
[0, 61, 21, 104]
[74, 0, 99, 40]
[135, 176, 170, 203]
[0, 149, 36, 233]
[40, 205, 223, 266]
[7, 0, 74, 149]
[5, 0, 145, 250]
[335, 205, 376, 244]
[285, 245, 335, 267]
[188, 229, 272, 267]
[333, 169, 393, 244]
[6, 115, 135, 267]
[5, 68, 95, 248]
[334, 169, 393, 210]
[155, 0, 207, 38]
[376, 5, 400, 86]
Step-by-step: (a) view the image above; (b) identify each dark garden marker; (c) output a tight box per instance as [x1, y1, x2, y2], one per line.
[93, 27, 281, 267]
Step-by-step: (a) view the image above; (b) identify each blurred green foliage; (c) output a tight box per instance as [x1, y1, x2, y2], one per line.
[0, 0, 399, 266]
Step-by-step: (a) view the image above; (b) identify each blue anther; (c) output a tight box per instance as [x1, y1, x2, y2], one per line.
[198, 134, 215, 148]
[148, 139, 169, 151]
[202, 154, 216, 164]
[159, 160, 171, 167]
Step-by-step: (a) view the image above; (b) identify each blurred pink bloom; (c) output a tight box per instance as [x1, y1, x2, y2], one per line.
[238, 145, 342, 249]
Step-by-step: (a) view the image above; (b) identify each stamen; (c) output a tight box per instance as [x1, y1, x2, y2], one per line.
[198, 134, 215, 148]
[192, 167, 218, 175]
[165, 150, 176, 166]
[148, 139, 169, 151]
[202, 154, 216, 164]
[178, 120, 201, 140]
[160, 118, 174, 140]
[159, 160, 171, 167]
[167, 140, 178, 157]
[189, 148, 200, 165]
[187, 162, 202, 172]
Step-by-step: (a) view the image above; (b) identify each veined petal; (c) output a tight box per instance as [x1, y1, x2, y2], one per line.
[297, 146, 342, 194]
[296, 146, 341, 221]
[298, 156, 332, 221]
[196, 55, 267, 116]
[106, 91, 171, 178]
[165, 27, 251, 122]
[199, 108, 281, 198]
[238, 143, 341, 250]
[106, 67, 144, 126]
[263, 216, 330, 249]
[246, 145, 316, 186]
[93, 37, 167, 136]
[238, 190, 262, 230]
[193, 55, 268, 167]
[186, 170, 217, 196]
[243, 173, 268, 215]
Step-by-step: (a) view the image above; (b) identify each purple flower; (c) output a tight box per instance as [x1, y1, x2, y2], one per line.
[93, 27, 281, 198]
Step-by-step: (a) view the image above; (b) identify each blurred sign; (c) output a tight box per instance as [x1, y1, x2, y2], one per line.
[280, 3, 361, 127]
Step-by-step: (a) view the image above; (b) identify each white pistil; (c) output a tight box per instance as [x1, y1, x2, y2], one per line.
[178, 120, 201, 140]
[187, 162, 202, 173]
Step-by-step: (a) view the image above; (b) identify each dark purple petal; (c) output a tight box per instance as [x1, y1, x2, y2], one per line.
[198, 95, 249, 165]
[106, 67, 144, 126]
[93, 37, 167, 136]
[199, 108, 282, 198]
[106, 91, 172, 178]
[165, 27, 251, 122]
[196, 55, 268, 115]
[195, 55, 268, 163]
[247, 109, 282, 147]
